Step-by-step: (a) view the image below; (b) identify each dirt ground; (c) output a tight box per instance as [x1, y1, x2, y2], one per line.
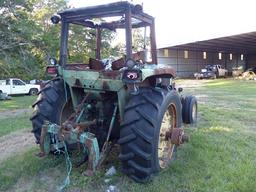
[0, 108, 36, 163]
[0, 128, 36, 163]
[0, 108, 32, 120]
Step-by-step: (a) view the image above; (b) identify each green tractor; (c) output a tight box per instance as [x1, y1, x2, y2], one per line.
[31, 2, 197, 182]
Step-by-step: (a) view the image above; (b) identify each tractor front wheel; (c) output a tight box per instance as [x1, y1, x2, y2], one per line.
[118, 88, 182, 182]
[182, 95, 197, 124]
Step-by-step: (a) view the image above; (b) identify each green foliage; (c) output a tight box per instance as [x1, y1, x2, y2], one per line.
[0, 0, 147, 80]
[0, 0, 41, 79]
[0, 0, 67, 79]
[67, 24, 118, 63]
[132, 28, 150, 52]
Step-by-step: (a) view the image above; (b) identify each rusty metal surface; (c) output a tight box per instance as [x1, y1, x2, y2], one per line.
[96, 27, 101, 59]
[39, 120, 100, 176]
[58, 1, 157, 67]
[158, 103, 177, 169]
[58, 2, 154, 26]
[150, 65, 176, 77]
[170, 128, 184, 146]
[89, 58, 104, 70]
[100, 71, 122, 79]
[111, 58, 125, 70]
[80, 132, 100, 176]
[150, 18, 157, 64]
[141, 64, 176, 80]
[38, 122, 49, 157]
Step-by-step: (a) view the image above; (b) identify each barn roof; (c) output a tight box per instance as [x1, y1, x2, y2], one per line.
[162, 31, 256, 54]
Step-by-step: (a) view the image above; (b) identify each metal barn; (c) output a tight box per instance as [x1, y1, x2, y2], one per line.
[157, 32, 256, 77]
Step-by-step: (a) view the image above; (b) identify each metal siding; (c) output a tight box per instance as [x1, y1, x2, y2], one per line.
[157, 48, 247, 77]
[157, 31, 256, 77]
[246, 55, 256, 69]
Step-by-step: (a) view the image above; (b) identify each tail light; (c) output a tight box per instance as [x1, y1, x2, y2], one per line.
[122, 69, 142, 83]
[46, 66, 58, 76]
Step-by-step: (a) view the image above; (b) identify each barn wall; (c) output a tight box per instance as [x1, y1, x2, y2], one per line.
[157, 48, 246, 77]
[246, 55, 256, 69]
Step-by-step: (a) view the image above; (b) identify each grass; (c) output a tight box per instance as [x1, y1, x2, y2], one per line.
[0, 95, 34, 136]
[1, 79, 256, 191]
[0, 148, 65, 191]
[0, 115, 32, 137]
[0, 95, 36, 111]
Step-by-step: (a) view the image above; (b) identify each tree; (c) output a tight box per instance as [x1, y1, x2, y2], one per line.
[0, 0, 146, 80]
[132, 28, 150, 52]
[0, 0, 39, 79]
[0, 0, 67, 79]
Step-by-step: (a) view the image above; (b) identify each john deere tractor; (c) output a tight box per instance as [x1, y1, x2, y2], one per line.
[31, 1, 197, 182]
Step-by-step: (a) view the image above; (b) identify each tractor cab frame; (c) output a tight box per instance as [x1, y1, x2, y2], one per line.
[57, 1, 157, 66]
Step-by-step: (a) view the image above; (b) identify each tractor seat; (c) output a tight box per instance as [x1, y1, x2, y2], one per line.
[111, 51, 145, 70]
[89, 58, 105, 70]
[111, 58, 125, 70]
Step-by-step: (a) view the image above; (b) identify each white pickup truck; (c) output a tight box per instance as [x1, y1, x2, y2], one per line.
[0, 78, 40, 95]
[194, 64, 228, 79]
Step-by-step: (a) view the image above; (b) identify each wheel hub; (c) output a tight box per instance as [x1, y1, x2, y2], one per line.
[166, 128, 189, 145]
[158, 104, 189, 169]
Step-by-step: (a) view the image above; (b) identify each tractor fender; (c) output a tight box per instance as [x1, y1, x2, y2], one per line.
[141, 64, 176, 81]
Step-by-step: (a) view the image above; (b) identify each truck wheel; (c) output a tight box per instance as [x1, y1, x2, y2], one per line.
[29, 88, 39, 96]
[182, 96, 197, 124]
[30, 78, 73, 143]
[118, 88, 182, 182]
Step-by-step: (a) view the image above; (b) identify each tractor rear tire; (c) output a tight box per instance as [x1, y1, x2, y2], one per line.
[182, 95, 197, 124]
[118, 88, 182, 182]
[30, 78, 71, 143]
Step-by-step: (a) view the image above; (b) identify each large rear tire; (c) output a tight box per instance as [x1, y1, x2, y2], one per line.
[30, 78, 72, 143]
[118, 88, 182, 182]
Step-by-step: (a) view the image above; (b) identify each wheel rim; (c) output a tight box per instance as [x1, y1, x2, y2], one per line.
[158, 103, 177, 169]
[192, 102, 197, 122]
[31, 90, 37, 95]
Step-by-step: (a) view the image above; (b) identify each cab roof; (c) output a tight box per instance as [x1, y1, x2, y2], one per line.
[58, 1, 154, 29]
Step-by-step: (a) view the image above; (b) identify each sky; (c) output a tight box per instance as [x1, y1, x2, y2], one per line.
[68, 0, 256, 48]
